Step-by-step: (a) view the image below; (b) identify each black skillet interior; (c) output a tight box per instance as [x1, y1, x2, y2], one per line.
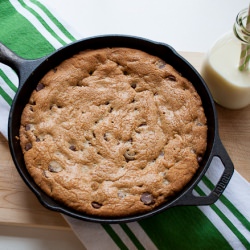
[9, 35, 219, 223]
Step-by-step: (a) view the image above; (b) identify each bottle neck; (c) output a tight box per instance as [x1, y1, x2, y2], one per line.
[233, 8, 250, 45]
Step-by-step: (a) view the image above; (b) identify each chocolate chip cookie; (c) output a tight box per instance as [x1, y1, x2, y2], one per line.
[19, 48, 207, 217]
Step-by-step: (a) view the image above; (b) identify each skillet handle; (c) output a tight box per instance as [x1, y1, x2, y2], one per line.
[0, 42, 44, 87]
[174, 136, 234, 206]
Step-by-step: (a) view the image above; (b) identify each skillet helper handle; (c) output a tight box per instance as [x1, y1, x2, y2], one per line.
[175, 136, 234, 206]
[0, 42, 44, 86]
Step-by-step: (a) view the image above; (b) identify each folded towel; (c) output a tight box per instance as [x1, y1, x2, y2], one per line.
[0, 1, 249, 249]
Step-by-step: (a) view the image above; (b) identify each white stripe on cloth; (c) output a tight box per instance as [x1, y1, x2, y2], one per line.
[0, 63, 19, 101]
[0, 96, 11, 139]
[198, 180, 250, 243]
[111, 224, 138, 250]
[0, 76, 16, 100]
[39, 0, 83, 40]
[9, 0, 63, 49]
[23, 0, 73, 44]
[0, 64, 19, 88]
[0, 64, 19, 140]
[205, 157, 250, 222]
[63, 215, 119, 250]
[127, 222, 158, 250]
[224, 172, 250, 222]
[63, 209, 157, 250]
[196, 157, 250, 249]
[195, 192, 247, 250]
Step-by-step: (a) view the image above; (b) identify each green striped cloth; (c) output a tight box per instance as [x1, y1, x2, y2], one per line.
[0, 1, 249, 249]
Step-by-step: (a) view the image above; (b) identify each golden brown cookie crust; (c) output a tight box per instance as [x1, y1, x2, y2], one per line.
[19, 48, 207, 217]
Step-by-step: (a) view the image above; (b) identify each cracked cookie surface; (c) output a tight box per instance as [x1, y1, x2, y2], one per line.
[19, 48, 207, 217]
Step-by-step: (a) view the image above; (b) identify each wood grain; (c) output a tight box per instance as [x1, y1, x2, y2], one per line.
[0, 52, 249, 229]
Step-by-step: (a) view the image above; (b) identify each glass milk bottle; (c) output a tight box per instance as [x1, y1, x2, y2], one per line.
[201, 8, 250, 109]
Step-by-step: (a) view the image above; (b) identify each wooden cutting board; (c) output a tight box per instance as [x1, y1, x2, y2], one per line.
[0, 52, 249, 229]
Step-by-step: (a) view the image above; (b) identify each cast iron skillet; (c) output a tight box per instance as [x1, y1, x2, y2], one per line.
[0, 35, 234, 223]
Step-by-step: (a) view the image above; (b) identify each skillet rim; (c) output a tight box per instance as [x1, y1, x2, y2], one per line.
[7, 35, 224, 223]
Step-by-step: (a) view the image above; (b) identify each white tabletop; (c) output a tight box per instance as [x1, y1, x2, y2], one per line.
[1, 0, 249, 249]
[42, 0, 249, 53]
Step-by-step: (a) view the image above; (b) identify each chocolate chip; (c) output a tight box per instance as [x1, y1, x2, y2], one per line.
[53, 68, 57, 73]
[36, 137, 40, 142]
[69, 145, 76, 151]
[109, 107, 113, 113]
[30, 100, 36, 105]
[166, 75, 176, 81]
[25, 143, 32, 151]
[196, 122, 203, 126]
[97, 151, 103, 156]
[118, 190, 127, 198]
[197, 156, 203, 163]
[140, 192, 155, 205]
[103, 133, 108, 141]
[157, 61, 166, 69]
[91, 202, 102, 209]
[48, 161, 63, 173]
[124, 150, 135, 162]
[25, 124, 31, 131]
[36, 83, 45, 91]
[130, 83, 137, 89]
[138, 122, 147, 127]
[159, 151, 164, 157]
